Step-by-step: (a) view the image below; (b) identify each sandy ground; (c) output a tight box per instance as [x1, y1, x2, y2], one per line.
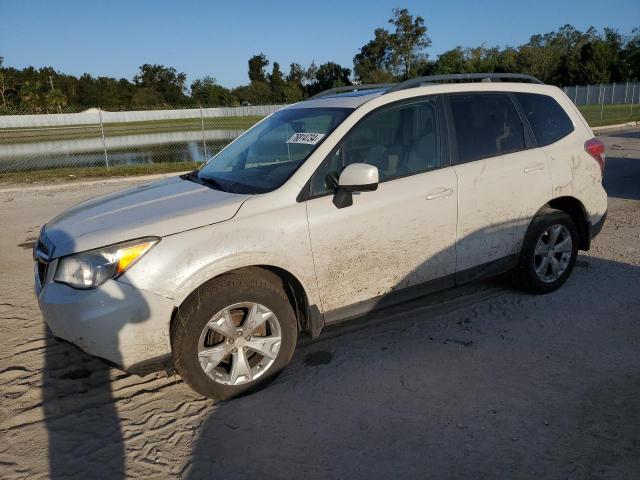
[1, 131, 639, 480]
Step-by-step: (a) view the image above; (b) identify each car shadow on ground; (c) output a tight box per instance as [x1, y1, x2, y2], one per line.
[41, 255, 640, 479]
[41, 142, 639, 478]
[183, 256, 640, 479]
[603, 129, 640, 201]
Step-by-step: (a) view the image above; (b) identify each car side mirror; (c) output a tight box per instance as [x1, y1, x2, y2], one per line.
[333, 163, 379, 209]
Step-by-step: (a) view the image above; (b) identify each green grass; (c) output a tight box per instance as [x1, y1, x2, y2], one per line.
[0, 162, 195, 184]
[578, 104, 640, 127]
[0, 115, 262, 144]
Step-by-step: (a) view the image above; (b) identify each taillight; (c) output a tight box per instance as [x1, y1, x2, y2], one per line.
[585, 138, 605, 175]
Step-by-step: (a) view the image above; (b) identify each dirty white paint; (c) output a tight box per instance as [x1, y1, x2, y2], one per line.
[306, 168, 458, 311]
[121, 184, 322, 312]
[547, 91, 608, 223]
[36, 81, 608, 369]
[454, 150, 552, 272]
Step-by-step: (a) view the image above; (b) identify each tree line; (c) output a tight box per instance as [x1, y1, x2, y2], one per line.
[0, 8, 638, 114]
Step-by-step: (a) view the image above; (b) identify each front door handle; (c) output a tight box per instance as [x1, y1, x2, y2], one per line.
[426, 187, 454, 200]
[524, 162, 545, 173]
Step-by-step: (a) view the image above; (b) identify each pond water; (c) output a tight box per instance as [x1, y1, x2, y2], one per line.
[0, 129, 245, 172]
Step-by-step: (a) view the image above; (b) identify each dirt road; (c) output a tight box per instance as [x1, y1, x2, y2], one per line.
[1, 131, 639, 479]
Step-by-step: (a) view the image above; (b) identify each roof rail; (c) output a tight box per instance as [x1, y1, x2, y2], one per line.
[385, 73, 544, 94]
[309, 83, 397, 100]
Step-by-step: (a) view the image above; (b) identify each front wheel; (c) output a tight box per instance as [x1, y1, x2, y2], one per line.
[171, 270, 298, 400]
[514, 208, 579, 294]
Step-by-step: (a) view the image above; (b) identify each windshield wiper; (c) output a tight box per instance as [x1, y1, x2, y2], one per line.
[182, 170, 226, 192]
[199, 175, 226, 192]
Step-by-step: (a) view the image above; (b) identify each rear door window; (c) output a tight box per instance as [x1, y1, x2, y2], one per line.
[448, 93, 526, 164]
[515, 93, 574, 146]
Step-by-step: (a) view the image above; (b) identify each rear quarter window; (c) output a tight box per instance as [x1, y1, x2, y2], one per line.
[515, 93, 574, 146]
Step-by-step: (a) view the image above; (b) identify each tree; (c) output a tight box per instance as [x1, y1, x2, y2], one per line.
[287, 63, 305, 86]
[622, 28, 640, 80]
[75, 73, 133, 107]
[311, 62, 351, 94]
[190, 76, 235, 106]
[232, 81, 272, 105]
[433, 47, 467, 74]
[131, 87, 165, 106]
[44, 88, 68, 113]
[577, 40, 613, 84]
[0, 56, 12, 108]
[388, 8, 431, 78]
[19, 80, 42, 112]
[248, 53, 269, 83]
[133, 64, 187, 104]
[305, 61, 318, 86]
[268, 62, 285, 88]
[353, 28, 396, 83]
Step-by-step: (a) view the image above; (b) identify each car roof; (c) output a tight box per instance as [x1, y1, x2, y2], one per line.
[285, 74, 549, 111]
[284, 89, 387, 110]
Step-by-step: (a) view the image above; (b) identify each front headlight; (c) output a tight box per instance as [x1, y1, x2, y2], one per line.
[54, 237, 159, 289]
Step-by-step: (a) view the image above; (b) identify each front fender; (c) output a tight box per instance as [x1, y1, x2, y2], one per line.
[119, 202, 322, 315]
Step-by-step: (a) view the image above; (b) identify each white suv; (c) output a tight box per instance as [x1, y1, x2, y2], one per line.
[35, 74, 607, 399]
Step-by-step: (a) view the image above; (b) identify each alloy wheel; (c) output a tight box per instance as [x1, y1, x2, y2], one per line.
[533, 224, 573, 283]
[197, 302, 282, 386]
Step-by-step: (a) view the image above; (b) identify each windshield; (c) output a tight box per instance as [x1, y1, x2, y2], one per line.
[193, 107, 352, 194]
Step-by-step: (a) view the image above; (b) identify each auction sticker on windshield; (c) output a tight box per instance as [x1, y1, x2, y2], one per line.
[286, 132, 325, 145]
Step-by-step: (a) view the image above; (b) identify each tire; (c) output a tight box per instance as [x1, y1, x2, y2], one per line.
[171, 269, 298, 400]
[514, 208, 579, 294]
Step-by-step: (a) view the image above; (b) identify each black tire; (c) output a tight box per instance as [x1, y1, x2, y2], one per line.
[171, 269, 298, 400]
[514, 208, 579, 294]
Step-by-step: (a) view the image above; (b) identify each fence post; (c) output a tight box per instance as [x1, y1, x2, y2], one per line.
[199, 106, 207, 164]
[631, 84, 636, 118]
[574, 86, 578, 104]
[624, 81, 629, 104]
[586, 84, 590, 104]
[611, 83, 615, 104]
[599, 85, 605, 126]
[98, 107, 109, 169]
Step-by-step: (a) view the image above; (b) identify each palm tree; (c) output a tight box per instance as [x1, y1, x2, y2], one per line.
[44, 88, 68, 113]
[19, 80, 42, 113]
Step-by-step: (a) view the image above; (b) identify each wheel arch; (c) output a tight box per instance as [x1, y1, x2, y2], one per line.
[541, 196, 590, 250]
[169, 265, 324, 346]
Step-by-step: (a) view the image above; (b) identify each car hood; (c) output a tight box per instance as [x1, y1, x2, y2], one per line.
[45, 176, 249, 257]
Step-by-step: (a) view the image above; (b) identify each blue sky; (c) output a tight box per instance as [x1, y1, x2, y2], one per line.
[1, 0, 638, 87]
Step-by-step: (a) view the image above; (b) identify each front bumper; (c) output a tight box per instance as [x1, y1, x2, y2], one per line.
[37, 274, 175, 371]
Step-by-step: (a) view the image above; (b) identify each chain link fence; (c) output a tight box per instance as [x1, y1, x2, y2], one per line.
[1, 83, 639, 176]
[563, 82, 640, 106]
[563, 82, 640, 127]
[0, 104, 283, 175]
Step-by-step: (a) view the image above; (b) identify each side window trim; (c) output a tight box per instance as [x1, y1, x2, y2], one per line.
[436, 95, 452, 169]
[509, 92, 538, 149]
[298, 94, 448, 202]
[442, 94, 460, 166]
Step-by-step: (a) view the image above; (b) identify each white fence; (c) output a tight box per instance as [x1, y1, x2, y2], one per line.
[563, 82, 640, 106]
[0, 104, 286, 129]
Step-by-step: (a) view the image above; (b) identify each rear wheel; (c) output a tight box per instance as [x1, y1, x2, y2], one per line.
[171, 270, 298, 400]
[515, 208, 579, 293]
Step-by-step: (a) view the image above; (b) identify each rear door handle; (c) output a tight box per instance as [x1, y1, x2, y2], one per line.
[426, 187, 454, 200]
[524, 162, 545, 173]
